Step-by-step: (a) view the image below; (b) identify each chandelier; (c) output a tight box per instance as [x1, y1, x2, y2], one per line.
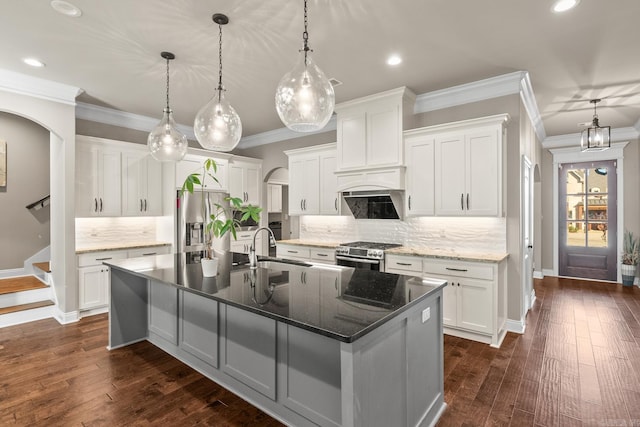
[581, 99, 610, 152]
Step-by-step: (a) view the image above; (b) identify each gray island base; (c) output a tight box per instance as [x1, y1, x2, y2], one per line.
[107, 253, 447, 427]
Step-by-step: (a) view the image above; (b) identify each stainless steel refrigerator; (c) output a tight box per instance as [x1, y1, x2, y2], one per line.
[177, 189, 230, 262]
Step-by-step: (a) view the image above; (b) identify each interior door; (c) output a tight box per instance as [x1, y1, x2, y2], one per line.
[522, 156, 533, 311]
[559, 160, 617, 281]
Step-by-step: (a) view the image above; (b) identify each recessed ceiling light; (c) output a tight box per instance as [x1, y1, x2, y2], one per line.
[50, 0, 82, 17]
[23, 58, 46, 68]
[551, 0, 580, 13]
[387, 55, 402, 66]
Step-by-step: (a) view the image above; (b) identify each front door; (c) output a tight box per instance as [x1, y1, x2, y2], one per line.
[559, 160, 617, 281]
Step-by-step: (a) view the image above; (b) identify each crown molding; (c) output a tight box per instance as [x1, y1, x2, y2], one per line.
[542, 126, 639, 149]
[413, 71, 545, 143]
[0, 68, 82, 105]
[237, 116, 337, 149]
[76, 102, 196, 140]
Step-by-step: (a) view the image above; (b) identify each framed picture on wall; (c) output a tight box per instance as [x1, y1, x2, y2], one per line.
[0, 140, 6, 187]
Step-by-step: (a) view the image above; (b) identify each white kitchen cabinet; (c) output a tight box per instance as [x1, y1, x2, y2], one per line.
[231, 231, 263, 255]
[276, 244, 336, 265]
[385, 254, 423, 275]
[267, 184, 282, 213]
[76, 143, 122, 217]
[335, 87, 415, 171]
[77, 249, 127, 311]
[127, 245, 170, 258]
[121, 151, 163, 216]
[433, 115, 508, 216]
[229, 160, 261, 205]
[175, 154, 228, 191]
[285, 143, 338, 216]
[404, 131, 435, 216]
[319, 151, 340, 215]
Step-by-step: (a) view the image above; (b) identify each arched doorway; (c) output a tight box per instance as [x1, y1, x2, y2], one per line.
[263, 167, 293, 254]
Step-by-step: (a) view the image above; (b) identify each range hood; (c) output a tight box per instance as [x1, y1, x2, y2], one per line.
[342, 190, 404, 220]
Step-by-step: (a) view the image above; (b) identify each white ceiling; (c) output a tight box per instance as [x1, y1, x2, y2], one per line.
[1, 0, 639, 142]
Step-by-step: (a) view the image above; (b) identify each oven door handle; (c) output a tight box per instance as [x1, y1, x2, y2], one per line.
[336, 256, 380, 265]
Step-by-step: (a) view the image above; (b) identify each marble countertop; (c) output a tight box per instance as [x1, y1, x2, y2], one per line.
[76, 241, 172, 254]
[105, 253, 446, 343]
[386, 247, 509, 263]
[278, 239, 342, 249]
[276, 239, 508, 263]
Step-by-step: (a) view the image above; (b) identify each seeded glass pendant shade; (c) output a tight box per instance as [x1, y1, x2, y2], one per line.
[148, 52, 188, 162]
[194, 13, 242, 152]
[580, 99, 611, 152]
[275, 0, 334, 132]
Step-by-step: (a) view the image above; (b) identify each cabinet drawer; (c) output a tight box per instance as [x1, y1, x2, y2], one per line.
[310, 248, 336, 264]
[423, 259, 494, 281]
[386, 255, 422, 273]
[78, 250, 127, 267]
[236, 231, 255, 240]
[128, 246, 170, 258]
[277, 245, 310, 260]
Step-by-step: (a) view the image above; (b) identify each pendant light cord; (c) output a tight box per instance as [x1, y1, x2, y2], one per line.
[165, 56, 171, 111]
[302, 0, 312, 65]
[218, 22, 224, 98]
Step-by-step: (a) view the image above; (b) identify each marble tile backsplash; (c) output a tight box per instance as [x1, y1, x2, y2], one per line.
[76, 217, 162, 247]
[299, 216, 506, 253]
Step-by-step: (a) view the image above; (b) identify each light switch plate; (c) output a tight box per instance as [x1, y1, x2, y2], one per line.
[422, 307, 430, 323]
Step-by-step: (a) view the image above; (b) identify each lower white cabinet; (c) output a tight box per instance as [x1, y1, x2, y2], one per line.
[77, 246, 170, 312]
[230, 232, 263, 255]
[386, 253, 507, 348]
[276, 244, 336, 265]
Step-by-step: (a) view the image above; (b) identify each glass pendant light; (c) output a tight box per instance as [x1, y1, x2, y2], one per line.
[580, 99, 611, 152]
[147, 52, 188, 162]
[275, 0, 335, 132]
[194, 13, 242, 152]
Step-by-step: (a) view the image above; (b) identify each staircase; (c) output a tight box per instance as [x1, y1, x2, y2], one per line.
[0, 262, 55, 328]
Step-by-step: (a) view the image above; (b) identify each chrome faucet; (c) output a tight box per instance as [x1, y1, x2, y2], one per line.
[249, 226, 276, 269]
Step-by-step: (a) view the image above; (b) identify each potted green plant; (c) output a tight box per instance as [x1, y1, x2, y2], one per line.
[180, 158, 261, 276]
[621, 230, 639, 286]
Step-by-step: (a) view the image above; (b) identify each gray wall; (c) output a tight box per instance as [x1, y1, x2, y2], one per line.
[0, 112, 50, 269]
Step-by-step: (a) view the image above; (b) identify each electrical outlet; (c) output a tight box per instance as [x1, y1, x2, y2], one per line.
[422, 307, 430, 323]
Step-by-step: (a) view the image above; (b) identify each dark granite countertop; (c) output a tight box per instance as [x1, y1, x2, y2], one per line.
[105, 253, 446, 343]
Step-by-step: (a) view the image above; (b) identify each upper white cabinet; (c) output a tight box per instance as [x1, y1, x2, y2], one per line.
[122, 151, 162, 216]
[267, 184, 282, 213]
[175, 154, 228, 191]
[229, 160, 261, 205]
[403, 114, 508, 218]
[285, 143, 339, 216]
[404, 130, 435, 216]
[335, 87, 415, 172]
[76, 138, 122, 217]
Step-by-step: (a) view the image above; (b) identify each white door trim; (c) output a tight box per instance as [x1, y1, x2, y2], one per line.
[550, 142, 628, 281]
[521, 155, 534, 313]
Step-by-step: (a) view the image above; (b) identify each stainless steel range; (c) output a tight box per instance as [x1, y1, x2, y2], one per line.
[335, 241, 402, 271]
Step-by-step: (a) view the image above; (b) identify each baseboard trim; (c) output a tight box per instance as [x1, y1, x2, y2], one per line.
[53, 307, 79, 325]
[506, 319, 526, 334]
[542, 268, 555, 277]
[533, 270, 544, 279]
[79, 306, 108, 319]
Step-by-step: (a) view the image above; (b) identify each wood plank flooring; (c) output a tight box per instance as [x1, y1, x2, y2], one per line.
[0, 276, 639, 426]
[0, 276, 47, 295]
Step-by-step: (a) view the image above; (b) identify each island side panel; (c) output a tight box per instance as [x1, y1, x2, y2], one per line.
[340, 289, 445, 427]
[179, 290, 219, 368]
[109, 268, 148, 349]
[148, 279, 179, 345]
[277, 323, 342, 427]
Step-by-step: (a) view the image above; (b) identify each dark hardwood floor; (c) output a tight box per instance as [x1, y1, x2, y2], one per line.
[1, 277, 639, 426]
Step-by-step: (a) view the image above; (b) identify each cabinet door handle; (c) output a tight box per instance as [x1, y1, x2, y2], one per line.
[287, 250, 298, 254]
[408, 195, 412, 210]
[144, 199, 148, 211]
[96, 257, 112, 261]
[142, 252, 157, 256]
[301, 199, 304, 210]
[335, 278, 338, 290]
[457, 283, 460, 287]
[460, 193, 464, 210]
[316, 253, 328, 257]
[94, 198, 98, 212]
[335, 198, 338, 211]
[466, 193, 469, 210]
[100, 198, 103, 212]
[446, 267, 468, 272]
[397, 262, 413, 266]
[140, 199, 143, 212]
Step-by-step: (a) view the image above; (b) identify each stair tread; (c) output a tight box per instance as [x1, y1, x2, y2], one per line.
[0, 276, 48, 295]
[33, 262, 51, 273]
[0, 300, 54, 315]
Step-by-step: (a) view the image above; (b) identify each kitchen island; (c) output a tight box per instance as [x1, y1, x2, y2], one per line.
[105, 253, 447, 427]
